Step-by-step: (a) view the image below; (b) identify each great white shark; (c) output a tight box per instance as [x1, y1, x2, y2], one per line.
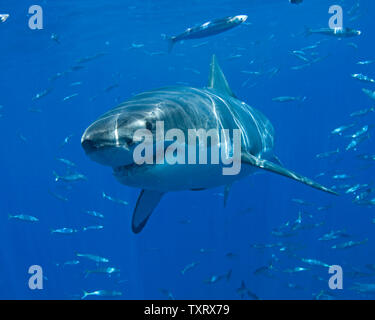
[81, 55, 337, 233]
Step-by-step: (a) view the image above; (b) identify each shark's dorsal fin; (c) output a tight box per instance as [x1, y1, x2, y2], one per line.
[208, 54, 236, 97]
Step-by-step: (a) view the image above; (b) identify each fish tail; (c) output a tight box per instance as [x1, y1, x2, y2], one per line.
[240, 280, 246, 290]
[8, 214, 12, 220]
[81, 290, 88, 299]
[52, 171, 60, 182]
[297, 96, 307, 108]
[304, 26, 312, 37]
[226, 269, 232, 281]
[167, 36, 176, 53]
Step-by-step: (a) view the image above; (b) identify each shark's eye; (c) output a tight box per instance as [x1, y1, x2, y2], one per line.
[145, 121, 153, 131]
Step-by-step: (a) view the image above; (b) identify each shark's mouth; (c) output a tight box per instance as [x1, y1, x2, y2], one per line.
[113, 147, 161, 176]
[113, 163, 136, 174]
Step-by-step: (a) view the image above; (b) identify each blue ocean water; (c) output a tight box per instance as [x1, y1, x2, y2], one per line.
[1, 0, 374, 300]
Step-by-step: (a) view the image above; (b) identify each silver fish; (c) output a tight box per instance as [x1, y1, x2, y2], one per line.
[51, 228, 78, 234]
[8, 214, 39, 223]
[81, 290, 122, 299]
[76, 253, 109, 263]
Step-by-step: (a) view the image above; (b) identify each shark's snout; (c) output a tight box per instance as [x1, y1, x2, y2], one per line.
[81, 137, 98, 154]
[81, 116, 135, 168]
[81, 122, 111, 155]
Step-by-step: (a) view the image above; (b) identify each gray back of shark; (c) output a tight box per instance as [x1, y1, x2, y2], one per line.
[81, 55, 337, 233]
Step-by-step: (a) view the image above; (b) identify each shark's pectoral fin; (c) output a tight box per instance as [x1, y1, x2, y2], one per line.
[261, 151, 283, 167]
[241, 152, 338, 196]
[132, 190, 164, 233]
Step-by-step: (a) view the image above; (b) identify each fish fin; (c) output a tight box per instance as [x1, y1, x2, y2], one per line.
[241, 152, 338, 195]
[226, 269, 232, 281]
[167, 37, 176, 53]
[238, 281, 247, 299]
[261, 152, 283, 167]
[240, 280, 246, 290]
[224, 183, 232, 208]
[132, 190, 164, 233]
[248, 290, 260, 300]
[208, 54, 236, 97]
[52, 171, 60, 182]
[269, 155, 283, 166]
[304, 26, 312, 37]
[81, 290, 88, 300]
